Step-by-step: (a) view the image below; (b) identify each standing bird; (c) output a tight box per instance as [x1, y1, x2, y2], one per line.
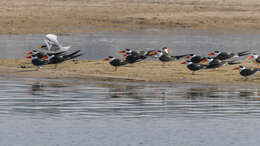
[207, 50, 250, 60]
[202, 57, 240, 69]
[104, 56, 128, 71]
[181, 60, 207, 75]
[156, 50, 187, 66]
[46, 50, 83, 69]
[234, 66, 260, 80]
[27, 50, 82, 69]
[119, 48, 156, 59]
[26, 55, 51, 71]
[184, 54, 206, 64]
[248, 54, 260, 68]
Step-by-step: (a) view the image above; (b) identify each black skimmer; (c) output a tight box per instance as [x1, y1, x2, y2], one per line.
[46, 50, 82, 69]
[248, 54, 260, 68]
[181, 60, 207, 75]
[104, 56, 128, 71]
[26, 49, 66, 59]
[184, 54, 206, 64]
[119, 48, 156, 58]
[202, 57, 240, 69]
[156, 50, 187, 66]
[26, 55, 50, 71]
[234, 66, 260, 80]
[27, 50, 82, 69]
[121, 50, 157, 64]
[207, 50, 250, 60]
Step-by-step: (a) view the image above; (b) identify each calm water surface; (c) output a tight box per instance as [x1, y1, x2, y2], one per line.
[1, 30, 260, 145]
[1, 29, 260, 59]
[0, 77, 260, 145]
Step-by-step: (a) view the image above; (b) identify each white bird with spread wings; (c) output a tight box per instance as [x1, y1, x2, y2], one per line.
[38, 34, 71, 53]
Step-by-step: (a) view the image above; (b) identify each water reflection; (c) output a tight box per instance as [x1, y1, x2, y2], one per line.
[1, 79, 260, 119]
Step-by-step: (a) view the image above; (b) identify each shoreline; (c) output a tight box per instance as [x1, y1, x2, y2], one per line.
[1, 59, 260, 88]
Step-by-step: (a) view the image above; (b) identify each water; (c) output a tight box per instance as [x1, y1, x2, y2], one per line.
[1, 29, 260, 60]
[1, 77, 260, 145]
[2, 30, 260, 145]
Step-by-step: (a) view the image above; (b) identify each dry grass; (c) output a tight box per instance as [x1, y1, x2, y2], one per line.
[1, 0, 260, 34]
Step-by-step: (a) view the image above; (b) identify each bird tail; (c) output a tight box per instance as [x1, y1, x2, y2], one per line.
[63, 50, 82, 60]
[238, 50, 250, 57]
[227, 60, 241, 65]
[173, 54, 189, 60]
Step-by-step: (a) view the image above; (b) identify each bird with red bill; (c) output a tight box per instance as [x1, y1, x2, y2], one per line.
[233, 66, 260, 81]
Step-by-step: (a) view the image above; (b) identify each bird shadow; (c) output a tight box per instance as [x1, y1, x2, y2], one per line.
[17, 69, 38, 72]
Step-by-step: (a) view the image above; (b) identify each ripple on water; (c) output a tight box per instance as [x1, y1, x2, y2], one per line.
[0, 78, 259, 119]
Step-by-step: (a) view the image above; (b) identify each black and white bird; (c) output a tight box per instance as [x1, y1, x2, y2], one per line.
[208, 50, 250, 60]
[184, 54, 206, 64]
[26, 55, 51, 71]
[119, 48, 156, 59]
[203, 57, 240, 69]
[181, 60, 207, 75]
[234, 66, 260, 80]
[156, 50, 187, 66]
[26, 50, 82, 70]
[104, 56, 128, 71]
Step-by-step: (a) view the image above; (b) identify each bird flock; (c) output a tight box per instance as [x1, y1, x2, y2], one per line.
[25, 34, 260, 81]
[104, 47, 260, 80]
[25, 34, 83, 70]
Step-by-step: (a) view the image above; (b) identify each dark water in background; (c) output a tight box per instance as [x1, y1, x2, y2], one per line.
[1, 29, 260, 60]
[0, 77, 260, 145]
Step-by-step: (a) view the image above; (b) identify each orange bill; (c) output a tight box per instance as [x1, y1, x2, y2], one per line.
[26, 52, 33, 55]
[41, 56, 48, 60]
[207, 53, 215, 56]
[26, 56, 32, 59]
[233, 67, 239, 70]
[184, 56, 190, 60]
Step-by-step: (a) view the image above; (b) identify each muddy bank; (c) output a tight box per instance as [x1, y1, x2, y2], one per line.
[0, 59, 259, 86]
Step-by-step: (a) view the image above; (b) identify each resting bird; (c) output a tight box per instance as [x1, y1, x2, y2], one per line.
[26, 55, 51, 71]
[119, 48, 156, 58]
[202, 57, 240, 69]
[156, 50, 187, 66]
[208, 50, 250, 60]
[104, 56, 128, 71]
[181, 60, 207, 75]
[26, 50, 82, 70]
[184, 54, 206, 64]
[234, 66, 260, 81]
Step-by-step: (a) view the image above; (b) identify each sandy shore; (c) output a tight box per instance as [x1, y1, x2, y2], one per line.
[1, 58, 260, 86]
[2, 0, 260, 34]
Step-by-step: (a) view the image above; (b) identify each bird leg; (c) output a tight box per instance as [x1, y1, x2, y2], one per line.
[35, 66, 40, 71]
[162, 62, 165, 67]
[192, 71, 195, 75]
[114, 67, 117, 71]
